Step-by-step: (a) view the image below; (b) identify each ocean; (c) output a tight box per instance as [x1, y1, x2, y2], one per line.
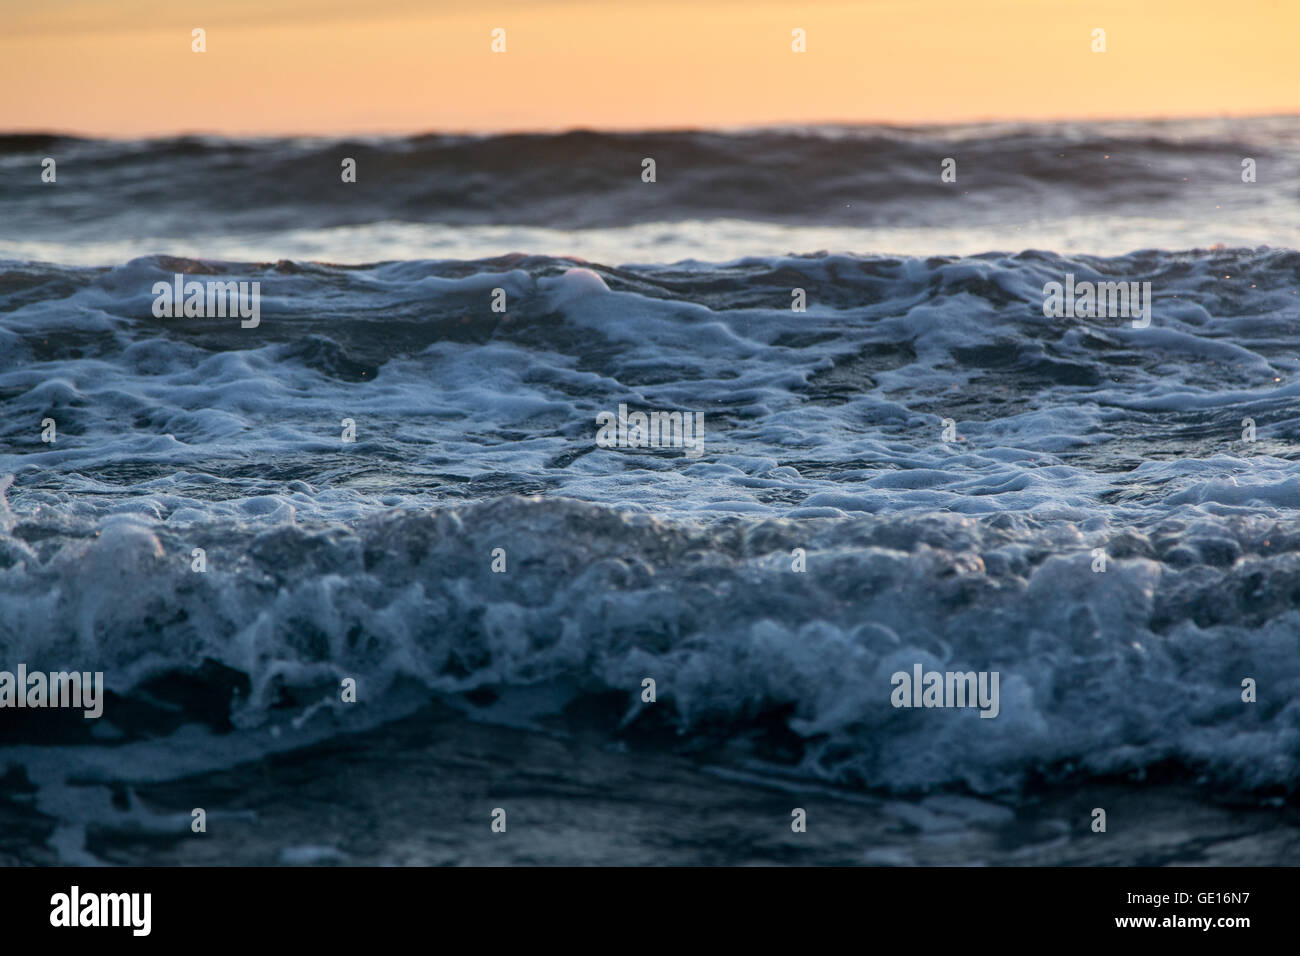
[2, 117, 1299, 865]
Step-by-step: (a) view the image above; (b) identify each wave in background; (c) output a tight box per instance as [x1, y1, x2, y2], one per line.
[2, 117, 1299, 261]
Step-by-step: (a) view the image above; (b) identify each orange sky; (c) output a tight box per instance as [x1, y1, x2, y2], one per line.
[1, 0, 1297, 136]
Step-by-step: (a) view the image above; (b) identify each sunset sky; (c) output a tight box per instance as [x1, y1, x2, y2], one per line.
[1, 0, 1297, 136]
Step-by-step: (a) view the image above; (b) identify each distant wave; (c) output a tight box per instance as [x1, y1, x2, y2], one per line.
[2, 117, 1299, 262]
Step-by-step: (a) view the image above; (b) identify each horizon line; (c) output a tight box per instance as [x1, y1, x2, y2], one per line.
[4, 110, 1298, 143]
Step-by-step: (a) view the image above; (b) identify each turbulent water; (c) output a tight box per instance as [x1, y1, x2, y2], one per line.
[2, 118, 1300, 865]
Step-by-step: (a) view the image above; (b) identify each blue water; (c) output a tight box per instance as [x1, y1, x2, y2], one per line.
[2, 118, 1299, 863]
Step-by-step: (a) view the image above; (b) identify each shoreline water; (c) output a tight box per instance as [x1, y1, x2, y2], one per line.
[7, 705, 1298, 866]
